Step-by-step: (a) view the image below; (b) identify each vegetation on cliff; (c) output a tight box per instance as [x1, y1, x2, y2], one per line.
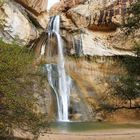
[111, 1, 140, 111]
[0, 40, 48, 139]
[113, 56, 140, 107]
[102, 1, 140, 113]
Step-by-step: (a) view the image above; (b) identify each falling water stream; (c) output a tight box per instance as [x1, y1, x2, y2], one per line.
[44, 0, 71, 121]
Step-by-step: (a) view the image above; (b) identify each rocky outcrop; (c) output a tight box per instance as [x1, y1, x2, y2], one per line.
[0, 1, 39, 44]
[61, 29, 135, 56]
[60, 0, 137, 56]
[66, 0, 136, 31]
[15, 0, 48, 15]
[14, 0, 51, 28]
[49, 0, 87, 16]
[80, 29, 135, 56]
[62, 0, 87, 9]
[0, 0, 138, 55]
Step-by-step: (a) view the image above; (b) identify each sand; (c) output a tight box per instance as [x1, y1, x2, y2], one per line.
[38, 129, 140, 140]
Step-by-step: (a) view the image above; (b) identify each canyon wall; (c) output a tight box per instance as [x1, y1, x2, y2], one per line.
[0, 0, 139, 122]
[0, 0, 138, 55]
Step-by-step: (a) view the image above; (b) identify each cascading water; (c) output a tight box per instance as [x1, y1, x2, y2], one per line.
[44, 0, 71, 121]
[73, 34, 83, 56]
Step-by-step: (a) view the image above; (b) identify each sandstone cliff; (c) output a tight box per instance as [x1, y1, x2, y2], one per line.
[60, 0, 138, 56]
[0, 0, 138, 56]
[0, 0, 139, 124]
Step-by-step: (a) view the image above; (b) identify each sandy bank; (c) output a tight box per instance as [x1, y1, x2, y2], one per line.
[38, 129, 140, 140]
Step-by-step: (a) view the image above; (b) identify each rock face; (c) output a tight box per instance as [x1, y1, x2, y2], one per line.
[0, 1, 38, 44]
[0, 0, 137, 55]
[49, 0, 87, 16]
[31, 0, 137, 57]
[15, 0, 48, 15]
[65, 57, 126, 121]
[15, 0, 50, 28]
[61, 28, 135, 56]
[60, 0, 137, 56]
[80, 30, 134, 56]
[66, 0, 136, 31]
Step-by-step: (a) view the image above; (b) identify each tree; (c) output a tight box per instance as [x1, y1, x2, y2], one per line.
[0, 40, 48, 138]
[113, 76, 140, 108]
[123, 0, 140, 33]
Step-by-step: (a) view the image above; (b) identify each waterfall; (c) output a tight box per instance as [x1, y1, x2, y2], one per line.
[45, 20, 71, 121]
[42, 0, 71, 121]
[73, 34, 83, 56]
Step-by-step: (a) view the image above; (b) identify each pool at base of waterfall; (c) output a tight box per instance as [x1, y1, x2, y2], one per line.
[50, 121, 140, 133]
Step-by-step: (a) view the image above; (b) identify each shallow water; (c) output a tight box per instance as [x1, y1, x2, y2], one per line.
[50, 122, 140, 132]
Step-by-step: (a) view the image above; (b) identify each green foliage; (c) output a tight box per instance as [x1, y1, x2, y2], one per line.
[113, 76, 140, 108]
[112, 55, 140, 106]
[111, 56, 140, 108]
[112, 1, 140, 108]
[123, 0, 140, 33]
[0, 0, 6, 6]
[134, 41, 140, 57]
[100, 56, 140, 111]
[0, 40, 48, 138]
[121, 56, 140, 75]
